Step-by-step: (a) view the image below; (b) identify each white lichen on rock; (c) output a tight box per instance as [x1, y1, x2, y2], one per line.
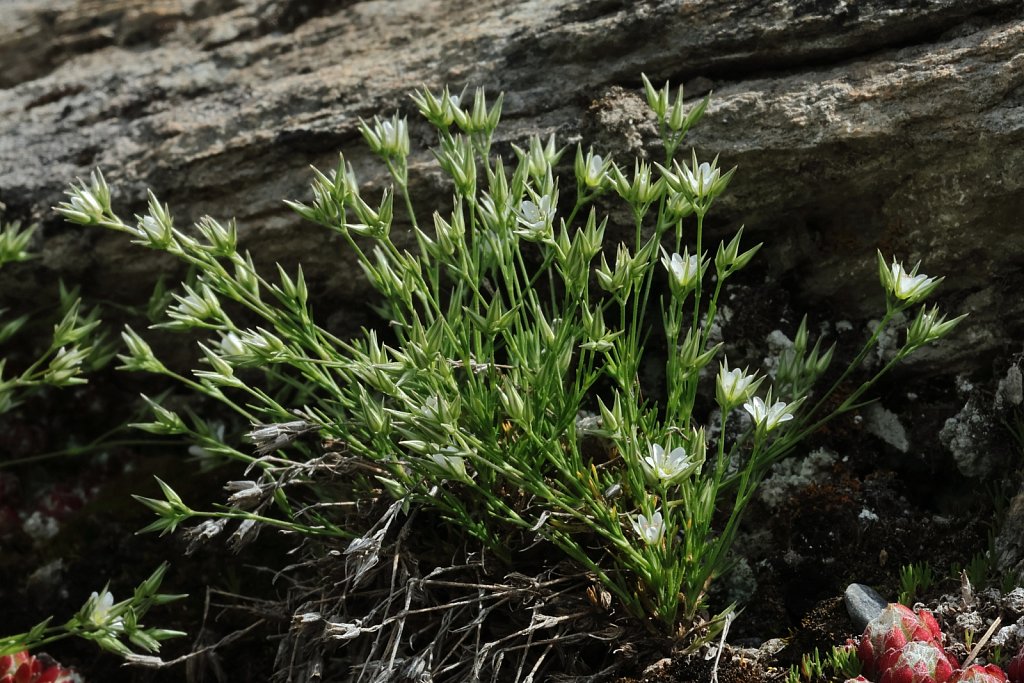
[763, 328, 794, 378]
[940, 364, 1019, 478]
[864, 403, 909, 453]
[996, 363, 1023, 409]
[758, 448, 838, 509]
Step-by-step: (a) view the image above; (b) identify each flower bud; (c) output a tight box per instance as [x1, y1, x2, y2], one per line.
[428, 447, 472, 483]
[641, 73, 669, 119]
[359, 114, 409, 159]
[513, 133, 563, 183]
[597, 396, 621, 435]
[574, 145, 611, 191]
[610, 160, 663, 211]
[715, 226, 761, 275]
[460, 88, 502, 134]
[906, 305, 966, 350]
[411, 86, 461, 127]
[196, 215, 237, 255]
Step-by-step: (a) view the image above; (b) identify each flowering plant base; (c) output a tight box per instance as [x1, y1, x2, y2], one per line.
[3, 68, 1008, 679]
[2, 328, 1018, 681]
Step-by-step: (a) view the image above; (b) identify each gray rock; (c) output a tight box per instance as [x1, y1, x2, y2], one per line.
[1001, 587, 1024, 618]
[996, 490, 1024, 580]
[1, 0, 1021, 375]
[845, 582, 888, 631]
[997, 364, 1024, 409]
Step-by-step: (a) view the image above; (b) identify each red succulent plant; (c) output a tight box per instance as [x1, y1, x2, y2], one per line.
[1008, 645, 1024, 683]
[860, 603, 946, 677]
[948, 664, 1008, 683]
[876, 640, 958, 683]
[0, 651, 79, 683]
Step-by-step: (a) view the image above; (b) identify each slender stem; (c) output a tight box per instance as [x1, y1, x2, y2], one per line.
[0, 439, 170, 468]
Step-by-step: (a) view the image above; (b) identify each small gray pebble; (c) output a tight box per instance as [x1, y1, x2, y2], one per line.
[845, 583, 888, 631]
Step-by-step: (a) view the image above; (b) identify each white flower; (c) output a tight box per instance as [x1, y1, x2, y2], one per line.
[642, 444, 693, 483]
[219, 332, 245, 357]
[378, 119, 409, 156]
[631, 510, 665, 545]
[661, 248, 702, 290]
[56, 172, 110, 224]
[87, 590, 123, 630]
[716, 361, 759, 408]
[582, 153, 607, 188]
[742, 396, 796, 432]
[380, 121, 397, 147]
[679, 161, 720, 198]
[515, 195, 555, 236]
[889, 261, 938, 301]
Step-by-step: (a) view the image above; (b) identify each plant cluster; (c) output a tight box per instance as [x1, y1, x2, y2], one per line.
[842, 603, 1024, 683]
[0, 564, 185, 660]
[900, 562, 937, 606]
[0, 208, 185, 668]
[49, 73, 966, 669]
[0, 203, 113, 413]
[787, 643, 863, 682]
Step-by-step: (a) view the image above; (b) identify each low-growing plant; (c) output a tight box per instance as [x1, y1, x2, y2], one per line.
[0, 204, 113, 413]
[56, 75, 964, 649]
[800, 647, 827, 680]
[0, 208, 187, 666]
[788, 643, 861, 682]
[0, 563, 185, 658]
[900, 562, 936, 605]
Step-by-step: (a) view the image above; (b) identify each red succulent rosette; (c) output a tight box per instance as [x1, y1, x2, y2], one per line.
[948, 664, 1008, 683]
[1008, 645, 1024, 683]
[877, 640, 958, 683]
[860, 603, 946, 677]
[0, 651, 78, 683]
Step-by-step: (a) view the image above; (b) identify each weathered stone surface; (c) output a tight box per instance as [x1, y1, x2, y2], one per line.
[845, 582, 888, 631]
[1, 0, 1022, 372]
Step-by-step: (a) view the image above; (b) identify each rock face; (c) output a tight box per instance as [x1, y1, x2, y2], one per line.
[1, 0, 1022, 372]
